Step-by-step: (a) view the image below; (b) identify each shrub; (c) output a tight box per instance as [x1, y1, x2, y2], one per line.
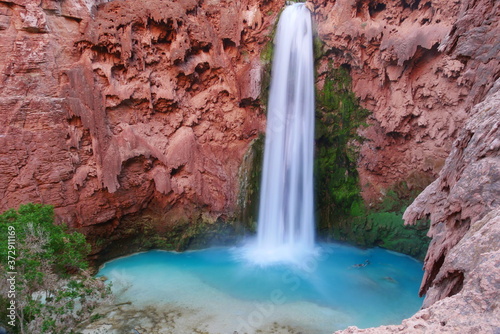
[0, 203, 111, 334]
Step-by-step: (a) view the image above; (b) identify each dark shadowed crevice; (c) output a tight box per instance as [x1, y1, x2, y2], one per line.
[170, 164, 185, 177]
[448, 270, 465, 297]
[421, 252, 445, 297]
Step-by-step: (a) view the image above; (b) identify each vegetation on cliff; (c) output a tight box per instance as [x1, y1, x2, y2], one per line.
[237, 136, 264, 233]
[253, 29, 431, 259]
[315, 64, 430, 260]
[0, 204, 111, 334]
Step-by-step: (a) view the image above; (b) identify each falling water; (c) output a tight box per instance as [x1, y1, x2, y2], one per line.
[248, 3, 316, 264]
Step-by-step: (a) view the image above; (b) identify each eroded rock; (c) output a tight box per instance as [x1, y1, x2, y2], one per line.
[334, 84, 500, 334]
[0, 0, 282, 253]
[311, 0, 499, 204]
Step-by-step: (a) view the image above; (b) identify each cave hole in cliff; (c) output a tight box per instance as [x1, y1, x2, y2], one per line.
[240, 29, 247, 45]
[355, 1, 365, 18]
[421, 251, 446, 296]
[153, 98, 178, 113]
[170, 164, 185, 177]
[447, 270, 465, 297]
[223, 38, 238, 59]
[222, 38, 237, 51]
[147, 18, 176, 45]
[186, 6, 197, 16]
[340, 63, 352, 72]
[239, 98, 259, 108]
[368, 2, 386, 18]
[401, 0, 421, 10]
[91, 45, 121, 60]
[176, 72, 199, 91]
[195, 62, 211, 74]
[387, 130, 410, 144]
[186, 42, 213, 59]
[111, 63, 126, 80]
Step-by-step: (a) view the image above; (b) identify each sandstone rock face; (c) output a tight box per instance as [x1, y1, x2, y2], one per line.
[0, 0, 281, 244]
[334, 87, 500, 334]
[310, 0, 500, 330]
[311, 0, 499, 204]
[404, 87, 500, 305]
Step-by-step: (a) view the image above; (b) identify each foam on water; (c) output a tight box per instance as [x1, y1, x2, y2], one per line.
[98, 243, 424, 333]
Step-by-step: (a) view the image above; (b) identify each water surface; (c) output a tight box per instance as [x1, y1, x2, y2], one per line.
[98, 243, 423, 333]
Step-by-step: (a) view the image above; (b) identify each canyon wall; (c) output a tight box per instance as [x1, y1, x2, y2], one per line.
[0, 0, 281, 253]
[1, 0, 498, 325]
[309, 0, 499, 331]
[309, 0, 498, 261]
[311, 0, 498, 204]
[335, 85, 500, 334]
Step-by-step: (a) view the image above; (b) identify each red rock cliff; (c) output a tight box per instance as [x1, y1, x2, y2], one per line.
[309, 0, 499, 331]
[334, 84, 500, 334]
[1, 0, 499, 328]
[311, 0, 499, 204]
[0, 0, 282, 242]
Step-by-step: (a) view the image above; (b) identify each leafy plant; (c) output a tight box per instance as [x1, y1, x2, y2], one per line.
[0, 203, 112, 334]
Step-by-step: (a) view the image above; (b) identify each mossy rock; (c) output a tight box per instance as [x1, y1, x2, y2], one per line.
[93, 212, 245, 266]
[314, 63, 430, 260]
[315, 65, 370, 224]
[237, 135, 264, 233]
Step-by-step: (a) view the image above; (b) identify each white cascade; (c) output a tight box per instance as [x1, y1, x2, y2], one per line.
[249, 3, 316, 264]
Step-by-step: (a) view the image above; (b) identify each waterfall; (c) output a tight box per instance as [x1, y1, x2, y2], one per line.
[247, 3, 316, 264]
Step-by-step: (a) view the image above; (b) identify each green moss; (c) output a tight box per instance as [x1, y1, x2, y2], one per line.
[93, 211, 245, 265]
[157, 219, 238, 251]
[315, 65, 370, 223]
[313, 36, 324, 61]
[314, 64, 430, 260]
[260, 34, 276, 109]
[322, 179, 431, 259]
[237, 135, 265, 233]
[260, 39, 274, 64]
[259, 7, 288, 109]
